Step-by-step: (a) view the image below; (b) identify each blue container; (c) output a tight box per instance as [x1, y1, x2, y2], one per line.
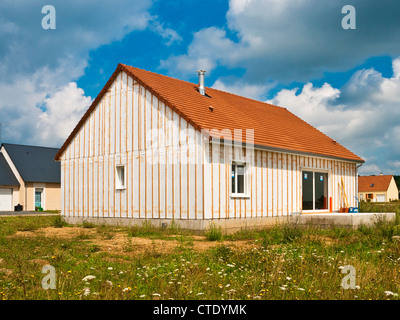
[349, 207, 358, 213]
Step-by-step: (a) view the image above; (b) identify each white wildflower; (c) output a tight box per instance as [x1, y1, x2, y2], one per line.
[107, 267, 113, 270]
[226, 264, 235, 268]
[82, 275, 96, 282]
[83, 287, 90, 296]
[384, 291, 398, 296]
[196, 292, 204, 296]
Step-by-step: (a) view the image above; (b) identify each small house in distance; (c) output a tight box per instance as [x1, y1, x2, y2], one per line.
[55, 64, 364, 231]
[0, 143, 61, 211]
[358, 175, 399, 202]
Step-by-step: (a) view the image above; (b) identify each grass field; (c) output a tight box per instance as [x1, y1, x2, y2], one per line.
[0, 202, 400, 300]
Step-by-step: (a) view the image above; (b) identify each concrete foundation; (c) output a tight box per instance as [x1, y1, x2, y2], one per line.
[64, 212, 396, 233]
[290, 212, 396, 229]
[64, 215, 290, 234]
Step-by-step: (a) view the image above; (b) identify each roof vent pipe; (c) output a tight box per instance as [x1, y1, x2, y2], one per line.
[197, 70, 206, 95]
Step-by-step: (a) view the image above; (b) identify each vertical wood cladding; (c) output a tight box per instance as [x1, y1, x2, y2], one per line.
[60, 71, 357, 220]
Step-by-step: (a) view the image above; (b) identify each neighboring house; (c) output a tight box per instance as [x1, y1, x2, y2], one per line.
[55, 64, 364, 230]
[0, 143, 61, 211]
[358, 175, 399, 202]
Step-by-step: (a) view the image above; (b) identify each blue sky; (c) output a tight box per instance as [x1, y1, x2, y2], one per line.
[1, 0, 400, 175]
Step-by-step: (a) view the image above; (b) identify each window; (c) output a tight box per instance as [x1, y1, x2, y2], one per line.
[302, 171, 328, 211]
[116, 165, 126, 190]
[231, 163, 246, 196]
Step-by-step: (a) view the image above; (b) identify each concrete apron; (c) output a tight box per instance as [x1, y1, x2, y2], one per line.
[290, 212, 396, 230]
[64, 212, 396, 234]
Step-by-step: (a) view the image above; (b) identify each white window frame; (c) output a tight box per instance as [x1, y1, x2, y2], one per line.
[230, 161, 250, 198]
[115, 165, 126, 190]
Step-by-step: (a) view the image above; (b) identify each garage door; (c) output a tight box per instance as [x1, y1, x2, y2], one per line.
[0, 188, 12, 211]
[376, 194, 386, 202]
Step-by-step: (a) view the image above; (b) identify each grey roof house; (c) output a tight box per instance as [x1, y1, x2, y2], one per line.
[0, 143, 61, 211]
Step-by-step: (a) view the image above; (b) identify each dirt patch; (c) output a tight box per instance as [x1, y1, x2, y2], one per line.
[11, 226, 97, 239]
[29, 259, 50, 266]
[8, 226, 255, 256]
[306, 234, 337, 245]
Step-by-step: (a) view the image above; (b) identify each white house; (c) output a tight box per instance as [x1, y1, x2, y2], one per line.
[55, 64, 364, 231]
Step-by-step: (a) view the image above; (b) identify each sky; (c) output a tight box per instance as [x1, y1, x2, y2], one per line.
[1, 0, 400, 175]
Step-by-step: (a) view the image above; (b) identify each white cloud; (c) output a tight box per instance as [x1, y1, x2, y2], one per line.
[0, 69, 92, 147]
[267, 58, 400, 175]
[160, 27, 239, 76]
[0, 0, 160, 147]
[148, 15, 182, 46]
[37, 83, 93, 146]
[0, 1, 153, 80]
[212, 78, 275, 100]
[161, 0, 400, 83]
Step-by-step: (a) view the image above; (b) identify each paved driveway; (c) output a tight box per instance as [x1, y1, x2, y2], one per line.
[0, 211, 59, 216]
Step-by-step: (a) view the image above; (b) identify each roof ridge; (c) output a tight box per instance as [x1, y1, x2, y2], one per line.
[120, 64, 198, 87]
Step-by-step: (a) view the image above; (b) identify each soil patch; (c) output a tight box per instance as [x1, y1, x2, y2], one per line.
[9, 227, 255, 256]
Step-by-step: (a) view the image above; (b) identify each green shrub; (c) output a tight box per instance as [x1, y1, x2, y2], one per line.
[52, 215, 68, 228]
[82, 220, 96, 228]
[281, 223, 303, 243]
[205, 223, 222, 241]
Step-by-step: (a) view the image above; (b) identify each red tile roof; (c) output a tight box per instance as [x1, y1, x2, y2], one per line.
[55, 64, 364, 162]
[358, 175, 393, 192]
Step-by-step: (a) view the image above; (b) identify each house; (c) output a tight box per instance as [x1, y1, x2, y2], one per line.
[0, 143, 61, 211]
[358, 175, 399, 202]
[55, 64, 364, 230]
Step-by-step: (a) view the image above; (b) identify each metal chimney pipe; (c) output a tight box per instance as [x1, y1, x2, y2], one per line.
[197, 70, 206, 95]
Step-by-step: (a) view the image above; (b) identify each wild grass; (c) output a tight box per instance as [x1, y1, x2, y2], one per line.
[0, 208, 400, 300]
[205, 223, 223, 241]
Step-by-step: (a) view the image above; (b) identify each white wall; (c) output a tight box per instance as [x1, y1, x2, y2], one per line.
[60, 71, 358, 219]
